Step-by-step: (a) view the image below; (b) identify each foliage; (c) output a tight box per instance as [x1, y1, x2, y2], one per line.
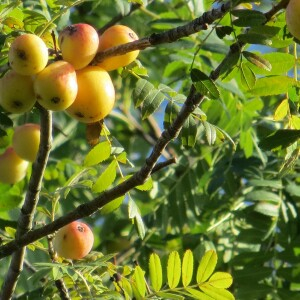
[1, 0, 300, 299]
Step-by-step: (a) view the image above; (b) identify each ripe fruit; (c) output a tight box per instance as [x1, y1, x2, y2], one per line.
[286, 0, 300, 40]
[0, 70, 36, 113]
[34, 61, 78, 111]
[58, 23, 99, 70]
[0, 147, 29, 184]
[97, 25, 139, 71]
[66, 66, 115, 123]
[12, 123, 40, 162]
[8, 33, 48, 75]
[53, 221, 94, 260]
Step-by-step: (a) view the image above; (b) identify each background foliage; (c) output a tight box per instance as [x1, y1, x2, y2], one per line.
[1, 0, 300, 299]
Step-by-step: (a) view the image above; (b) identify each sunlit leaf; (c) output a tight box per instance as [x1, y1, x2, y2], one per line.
[149, 253, 162, 292]
[182, 249, 194, 287]
[197, 250, 217, 283]
[167, 251, 181, 289]
[84, 141, 111, 167]
[208, 272, 233, 288]
[92, 160, 117, 193]
[274, 98, 289, 121]
[133, 266, 146, 298]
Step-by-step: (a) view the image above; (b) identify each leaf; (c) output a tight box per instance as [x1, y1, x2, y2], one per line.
[134, 213, 146, 240]
[92, 160, 117, 193]
[141, 89, 165, 119]
[237, 33, 272, 45]
[242, 51, 272, 71]
[200, 285, 235, 300]
[135, 177, 153, 191]
[132, 79, 153, 107]
[133, 266, 146, 298]
[208, 272, 233, 288]
[274, 98, 289, 121]
[181, 115, 197, 147]
[186, 288, 214, 299]
[203, 121, 217, 145]
[250, 76, 295, 96]
[231, 9, 266, 27]
[182, 249, 194, 287]
[259, 129, 300, 151]
[164, 101, 180, 129]
[191, 69, 220, 99]
[83, 141, 111, 167]
[167, 251, 181, 289]
[246, 190, 281, 204]
[197, 250, 217, 283]
[240, 62, 256, 90]
[149, 253, 163, 292]
[101, 195, 124, 214]
[254, 202, 280, 217]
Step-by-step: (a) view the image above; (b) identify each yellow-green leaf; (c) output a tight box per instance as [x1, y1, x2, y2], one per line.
[92, 160, 117, 193]
[291, 115, 300, 129]
[196, 250, 217, 283]
[274, 98, 289, 121]
[156, 292, 185, 300]
[208, 272, 233, 288]
[100, 195, 124, 214]
[182, 249, 194, 287]
[167, 251, 181, 289]
[149, 253, 163, 292]
[186, 287, 214, 299]
[84, 141, 111, 167]
[135, 177, 153, 191]
[133, 266, 146, 297]
[200, 285, 235, 300]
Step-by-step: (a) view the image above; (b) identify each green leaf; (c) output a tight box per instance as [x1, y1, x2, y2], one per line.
[250, 76, 295, 96]
[203, 121, 217, 145]
[259, 129, 300, 151]
[164, 101, 180, 129]
[141, 89, 165, 119]
[242, 51, 272, 71]
[133, 266, 146, 298]
[200, 285, 235, 300]
[100, 195, 124, 214]
[134, 213, 146, 240]
[246, 190, 281, 204]
[219, 51, 240, 79]
[84, 141, 111, 167]
[132, 79, 153, 107]
[208, 272, 233, 288]
[167, 251, 181, 289]
[240, 62, 256, 90]
[191, 69, 220, 99]
[92, 160, 117, 193]
[182, 249, 194, 287]
[181, 115, 197, 147]
[274, 98, 289, 121]
[237, 33, 272, 45]
[135, 177, 153, 191]
[186, 288, 214, 299]
[254, 202, 280, 217]
[149, 253, 163, 292]
[197, 250, 217, 283]
[231, 9, 266, 27]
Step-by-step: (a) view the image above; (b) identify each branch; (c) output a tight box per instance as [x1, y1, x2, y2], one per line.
[0, 106, 52, 299]
[0, 0, 287, 260]
[93, 1, 231, 64]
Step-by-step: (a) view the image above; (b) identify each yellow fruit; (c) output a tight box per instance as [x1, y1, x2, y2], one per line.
[8, 33, 48, 75]
[0, 70, 36, 113]
[53, 221, 94, 260]
[66, 66, 115, 123]
[12, 123, 40, 162]
[97, 25, 139, 71]
[286, 0, 300, 40]
[0, 147, 29, 184]
[34, 61, 78, 111]
[58, 23, 99, 70]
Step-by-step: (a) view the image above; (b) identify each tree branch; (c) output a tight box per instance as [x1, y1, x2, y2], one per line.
[93, 1, 231, 65]
[0, 0, 287, 261]
[0, 106, 52, 299]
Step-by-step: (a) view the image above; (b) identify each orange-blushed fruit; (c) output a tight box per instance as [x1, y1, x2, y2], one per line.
[34, 61, 78, 111]
[66, 66, 115, 123]
[12, 123, 40, 162]
[8, 33, 48, 75]
[97, 25, 139, 71]
[0, 147, 29, 184]
[0, 70, 36, 113]
[53, 221, 94, 260]
[58, 23, 99, 70]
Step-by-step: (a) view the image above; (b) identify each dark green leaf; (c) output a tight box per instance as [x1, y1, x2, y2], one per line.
[242, 51, 272, 71]
[181, 115, 197, 147]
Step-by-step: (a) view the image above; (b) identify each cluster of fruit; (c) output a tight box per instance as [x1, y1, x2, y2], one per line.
[0, 23, 139, 122]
